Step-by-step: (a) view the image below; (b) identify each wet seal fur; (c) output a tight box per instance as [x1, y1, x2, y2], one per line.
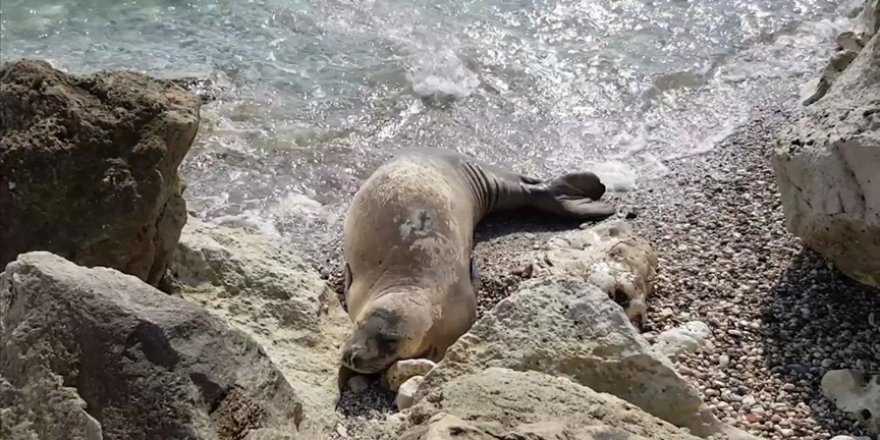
[337, 147, 616, 391]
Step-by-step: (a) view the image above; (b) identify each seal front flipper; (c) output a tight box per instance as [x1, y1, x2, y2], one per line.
[336, 364, 356, 407]
[343, 263, 352, 296]
[469, 256, 480, 289]
[533, 171, 616, 220]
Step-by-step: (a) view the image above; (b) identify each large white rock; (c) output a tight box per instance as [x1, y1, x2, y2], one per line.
[366, 368, 703, 440]
[169, 218, 351, 437]
[821, 369, 880, 433]
[414, 275, 741, 438]
[772, 29, 880, 287]
[1, 252, 302, 440]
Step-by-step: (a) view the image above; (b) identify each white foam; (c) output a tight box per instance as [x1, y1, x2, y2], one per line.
[210, 211, 282, 238]
[662, 117, 742, 161]
[581, 160, 639, 192]
[267, 193, 330, 226]
[406, 50, 480, 100]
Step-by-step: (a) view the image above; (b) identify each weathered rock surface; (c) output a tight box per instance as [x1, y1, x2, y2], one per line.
[803, 0, 879, 104]
[0, 251, 301, 440]
[0, 59, 200, 288]
[821, 369, 880, 433]
[529, 219, 658, 325]
[415, 275, 729, 438]
[366, 368, 703, 440]
[772, 29, 880, 287]
[169, 218, 351, 436]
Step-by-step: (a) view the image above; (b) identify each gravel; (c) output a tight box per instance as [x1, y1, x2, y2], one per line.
[319, 107, 879, 439]
[613, 109, 879, 440]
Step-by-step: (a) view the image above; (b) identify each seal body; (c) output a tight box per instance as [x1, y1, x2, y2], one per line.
[340, 148, 615, 376]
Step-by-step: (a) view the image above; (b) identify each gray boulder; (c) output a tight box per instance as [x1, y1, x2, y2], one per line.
[0, 252, 302, 440]
[772, 28, 880, 287]
[415, 275, 728, 438]
[0, 59, 199, 288]
[169, 218, 351, 437]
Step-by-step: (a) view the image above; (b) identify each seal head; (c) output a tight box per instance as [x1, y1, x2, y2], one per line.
[340, 291, 434, 374]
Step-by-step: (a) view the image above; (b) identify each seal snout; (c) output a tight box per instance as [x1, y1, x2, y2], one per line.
[341, 344, 360, 369]
[341, 343, 378, 374]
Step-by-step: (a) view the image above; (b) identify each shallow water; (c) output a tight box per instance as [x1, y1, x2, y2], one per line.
[0, 0, 861, 253]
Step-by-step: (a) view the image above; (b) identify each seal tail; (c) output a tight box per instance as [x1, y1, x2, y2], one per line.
[526, 171, 616, 220]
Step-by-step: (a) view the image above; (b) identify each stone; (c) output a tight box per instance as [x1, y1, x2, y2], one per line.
[772, 30, 880, 287]
[366, 368, 702, 440]
[838, 31, 865, 52]
[652, 321, 713, 359]
[347, 376, 370, 394]
[385, 359, 436, 392]
[168, 218, 351, 437]
[417, 275, 743, 439]
[0, 59, 200, 288]
[530, 219, 658, 325]
[821, 369, 880, 433]
[803, 0, 879, 104]
[395, 376, 424, 410]
[0, 251, 301, 440]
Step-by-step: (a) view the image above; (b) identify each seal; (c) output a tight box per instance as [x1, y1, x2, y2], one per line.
[338, 147, 615, 384]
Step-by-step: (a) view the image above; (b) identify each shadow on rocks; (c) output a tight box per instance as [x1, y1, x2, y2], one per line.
[471, 208, 608, 316]
[335, 375, 396, 418]
[474, 206, 595, 242]
[760, 248, 879, 437]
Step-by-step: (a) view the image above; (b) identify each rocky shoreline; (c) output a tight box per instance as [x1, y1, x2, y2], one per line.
[2, 2, 878, 440]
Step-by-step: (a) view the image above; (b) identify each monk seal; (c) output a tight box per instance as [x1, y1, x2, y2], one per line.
[338, 147, 615, 386]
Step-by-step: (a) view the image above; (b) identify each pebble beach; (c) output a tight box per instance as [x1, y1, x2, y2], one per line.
[620, 108, 879, 440]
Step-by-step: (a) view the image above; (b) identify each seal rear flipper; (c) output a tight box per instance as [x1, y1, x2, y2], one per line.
[535, 171, 617, 220]
[553, 198, 616, 219]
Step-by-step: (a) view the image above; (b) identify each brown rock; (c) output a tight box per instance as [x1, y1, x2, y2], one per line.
[0, 59, 200, 288]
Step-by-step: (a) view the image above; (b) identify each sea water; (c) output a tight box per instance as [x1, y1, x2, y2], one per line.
[0, 0, 862, 251]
